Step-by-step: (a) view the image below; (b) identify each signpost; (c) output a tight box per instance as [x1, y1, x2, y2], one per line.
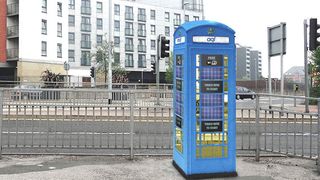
[267, 23, 286, 112]
[64, 61, 70, 87]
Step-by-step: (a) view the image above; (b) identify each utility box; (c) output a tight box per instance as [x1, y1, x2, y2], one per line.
[172, 20, 237, 178]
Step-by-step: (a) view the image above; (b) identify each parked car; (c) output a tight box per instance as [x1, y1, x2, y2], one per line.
[11, 85, 42, 100]
[236, 86, 256, 100]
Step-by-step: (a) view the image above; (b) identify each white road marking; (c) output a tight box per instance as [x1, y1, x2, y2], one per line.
[261, 132, 318, 136]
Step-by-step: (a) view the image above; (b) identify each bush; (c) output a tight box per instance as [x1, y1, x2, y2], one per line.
[309, 87, 320, 105]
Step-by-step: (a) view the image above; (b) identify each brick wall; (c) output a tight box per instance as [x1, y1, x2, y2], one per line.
[0, 0, 6, 63]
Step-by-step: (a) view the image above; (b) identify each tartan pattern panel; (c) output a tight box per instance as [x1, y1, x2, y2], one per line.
[201, 107, 223, 119]
[175, 103, 183, 116]
[200, 67, 223, 80]
[176, 66, 183, 78]
[176, 91, 183, 103]
[200, 94, 223, 106]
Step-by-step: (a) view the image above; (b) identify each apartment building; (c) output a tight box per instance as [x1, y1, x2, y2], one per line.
[0, 0, 203, 84]
[236, 44, 262, 80]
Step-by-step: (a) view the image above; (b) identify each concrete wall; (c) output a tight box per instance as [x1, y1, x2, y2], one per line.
[17, 61, 65, 81]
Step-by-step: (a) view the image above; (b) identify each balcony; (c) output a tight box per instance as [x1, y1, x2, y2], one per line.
[81, 6, 91, 15]
[81, 41, 92, 49]
[125, 28, 134, 36]
[6, 48, 19, 60]
[125, 44, 134, 52]
[138, 29, 146, 37]
[173, 19, 181, 26]
[125, 13, 134, 20]
[138, 14, 146, 22]
[81, 23, 91, 32]
[7, 2, 19, 16]
[7, 25, 19, 38]
[138, 45, 146, 53]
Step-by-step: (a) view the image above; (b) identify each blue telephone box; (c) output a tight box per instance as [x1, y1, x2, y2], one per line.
[172, 20, 237, 178]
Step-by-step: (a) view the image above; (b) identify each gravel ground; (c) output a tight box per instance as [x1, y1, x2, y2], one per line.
[0, 155, 318, 180]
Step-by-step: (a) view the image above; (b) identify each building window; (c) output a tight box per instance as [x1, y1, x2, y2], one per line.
[96, 35, 103, 46]
[68, 15, 75, 27]
[57, 2, 62, 17]
[138, 54, 146, 68]
[151, 25, 156, 35]
[174, 14, 181, 26]
[68, 50, 75, 62]
[165, 12, 170, 22]
[96, 2, 102, 13]
[150, 10, 156, 20]
[125, 6, 133, 20]
[114, 52, 120, 65]
[42, 0, 47, 13]
[69, 0, 75, 9]
[151, 40, 156, 50]
[125, 38, 133, 52]
[57, 23, 62, 37]
[81, 51, 91, 66]
[125, 22, 133, 36]
[114, 4, 120, 15]
[114, 36, 120, 47]
[81, 34, 91, 49]
[185, 15, 189, 22]
[81, 0, 91, 15]
[125, 54, 133, 67]
[165, 26, 170, 36]
[138, 8, 146, 22]
[194, 16, 199, 21]
[97, 18, 103, 30]
[114, 20, 120, 31]
[138, 39, 146, 53]
[42, 19, 47, 35]
[41, 41, 47, 56]
[138, 23, 146, 37]
[81, 17, 91, 32]
[57, 43, 62, 58]
[151, 55, 156, 63]
[69, 32, 75, 44]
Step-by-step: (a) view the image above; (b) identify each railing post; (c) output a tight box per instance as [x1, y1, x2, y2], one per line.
[317, 99, 320, 172]
[255, 94, 260, 161]
[129, 91, 135, 160]
[0, 89, 3, 158]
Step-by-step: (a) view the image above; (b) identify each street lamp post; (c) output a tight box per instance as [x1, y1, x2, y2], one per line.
[108, 0, 113, 103]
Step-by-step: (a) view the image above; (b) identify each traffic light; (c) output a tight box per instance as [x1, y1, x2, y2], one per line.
[151, 62, 156, 74]
[90, 67, 95, 78]
[160, 36, 170, 58]
[309, 18, 320, 51]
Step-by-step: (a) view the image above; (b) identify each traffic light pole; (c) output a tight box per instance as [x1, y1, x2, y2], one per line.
[304, 19, 310, 113]
[156, 35, 161, 105]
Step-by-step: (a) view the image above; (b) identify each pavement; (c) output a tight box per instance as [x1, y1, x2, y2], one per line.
[0, 155, 318, 180]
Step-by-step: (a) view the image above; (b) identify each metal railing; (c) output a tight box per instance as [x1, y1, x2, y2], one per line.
[0, 88, 173, 157]
[6, 48, 19, 60]
[7, 25, 19, 38]
[0, 89, 319, 170]
[7, 3, 19, 16]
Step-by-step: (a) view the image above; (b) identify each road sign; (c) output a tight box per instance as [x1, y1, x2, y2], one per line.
[268, 23, 286, 57]
[64, 62, 70, 71]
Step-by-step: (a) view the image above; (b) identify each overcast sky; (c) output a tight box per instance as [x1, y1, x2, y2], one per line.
[203, 0, 320, 78]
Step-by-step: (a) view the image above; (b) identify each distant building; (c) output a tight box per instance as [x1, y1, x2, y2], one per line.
[236, 44, 262, 80]
[284, 66, 304, 84]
